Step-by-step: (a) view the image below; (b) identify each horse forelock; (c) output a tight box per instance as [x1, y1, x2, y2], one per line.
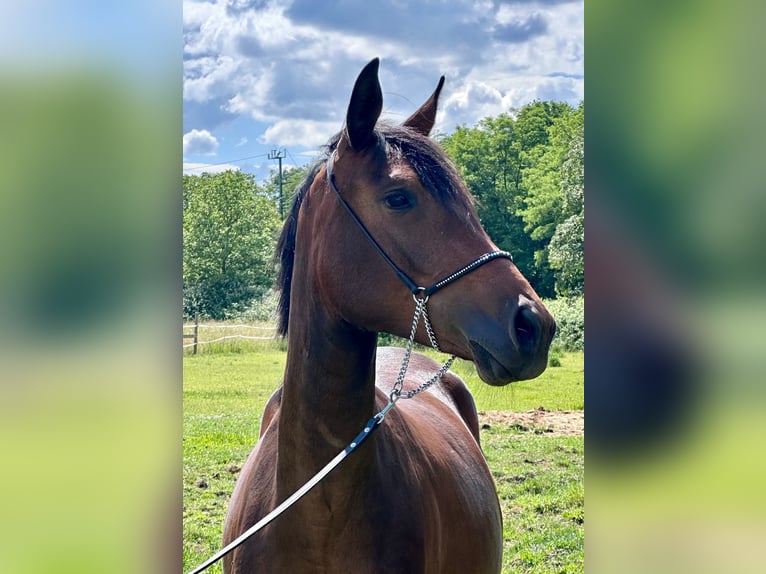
[275, 126, 475, 337]
[379, 124, 474, 214]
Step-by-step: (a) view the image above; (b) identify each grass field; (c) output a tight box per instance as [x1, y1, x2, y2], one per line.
[183, 344, 583, 573]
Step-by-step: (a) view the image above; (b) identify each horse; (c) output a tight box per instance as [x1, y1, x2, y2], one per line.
[222, 58, 556, 574]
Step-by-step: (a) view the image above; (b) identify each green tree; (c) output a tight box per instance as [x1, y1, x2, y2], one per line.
[441, 102, 579, 297]
[515, 101, 579, 295]
[549, 115, 584, 296]
[183, 170, 281, 318]
[441, 119, 541, 289]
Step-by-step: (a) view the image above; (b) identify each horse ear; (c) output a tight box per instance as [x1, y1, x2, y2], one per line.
[344, 58, 383, 151]
[402, 76, 445, 136]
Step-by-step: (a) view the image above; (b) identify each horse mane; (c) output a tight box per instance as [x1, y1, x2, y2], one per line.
[274, 157, 326, 337]
[274, 125, 475, 337]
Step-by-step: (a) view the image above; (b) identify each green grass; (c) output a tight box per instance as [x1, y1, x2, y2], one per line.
[483, 428, 584, 573]
[183, 348, 583, 573]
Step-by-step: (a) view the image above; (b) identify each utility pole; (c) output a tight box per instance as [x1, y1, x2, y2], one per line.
[268, 148, 286, 218]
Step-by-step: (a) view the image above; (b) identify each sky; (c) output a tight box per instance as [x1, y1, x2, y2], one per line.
[183, 0, 583, 182]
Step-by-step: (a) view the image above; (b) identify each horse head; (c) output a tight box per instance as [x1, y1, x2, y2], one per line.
[286, 58, 556, 384]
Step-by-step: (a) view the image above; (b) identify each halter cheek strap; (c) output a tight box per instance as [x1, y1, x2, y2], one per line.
[326, 152, 513, 297]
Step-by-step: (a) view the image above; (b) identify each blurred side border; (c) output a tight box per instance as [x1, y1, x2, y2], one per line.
[587, 0, 766, 572]
[0, 3, 181, 574]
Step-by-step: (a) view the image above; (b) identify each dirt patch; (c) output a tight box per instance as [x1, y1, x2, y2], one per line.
[479, 408, 583, 437]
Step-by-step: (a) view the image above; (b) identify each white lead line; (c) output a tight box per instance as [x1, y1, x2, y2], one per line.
[187, 448, 348, 574]
[186, 412, 386, 574]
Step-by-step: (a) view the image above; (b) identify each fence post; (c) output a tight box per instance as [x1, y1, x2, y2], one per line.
[193, 312, 199, 355]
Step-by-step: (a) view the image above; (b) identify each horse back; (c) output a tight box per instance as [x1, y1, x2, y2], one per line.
[375, 346, 482, 445]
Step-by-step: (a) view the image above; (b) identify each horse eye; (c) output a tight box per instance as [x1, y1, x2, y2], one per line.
[384, 191, 414, 211]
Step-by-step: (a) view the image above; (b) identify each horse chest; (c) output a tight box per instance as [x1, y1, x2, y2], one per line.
[226, 425, 501, 574]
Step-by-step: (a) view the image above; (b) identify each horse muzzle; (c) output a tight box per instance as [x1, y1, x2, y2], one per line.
[463, 300, 556, 386]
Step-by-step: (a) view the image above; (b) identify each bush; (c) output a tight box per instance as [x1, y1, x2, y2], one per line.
[542, 296, 584, 352]
[183, 278, 260, 320]
[238, 288, 281, 323]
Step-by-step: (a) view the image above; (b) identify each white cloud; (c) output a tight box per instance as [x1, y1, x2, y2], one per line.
[297, 149, 324, 157]
[183, 55, 243, 103]
[183, 0, 583, 151]
[259, 119, 340, 148]
[222, 67, 275, 121]
[183, 128, 219, 156]
[441, 74, 583, 130]
[183, 0, 235, 57]
[182, 161, 240, 175]
[439, 81, 502, 128]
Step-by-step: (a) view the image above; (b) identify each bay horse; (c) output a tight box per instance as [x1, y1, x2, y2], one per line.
[222, 58, 556, 573]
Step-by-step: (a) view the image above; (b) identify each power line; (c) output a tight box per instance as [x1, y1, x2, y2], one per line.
[285, 148, 302, 169]
[182, 153, 270, 172]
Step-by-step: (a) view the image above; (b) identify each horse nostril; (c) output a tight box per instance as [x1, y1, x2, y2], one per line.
[513, 305, 542, 353]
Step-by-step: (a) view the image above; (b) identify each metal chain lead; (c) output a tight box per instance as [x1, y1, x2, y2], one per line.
[402, 355, 456, 399]
[388, 293, 456, 404]
[388, 296, 425, 401]
[421, 300, 441, 352]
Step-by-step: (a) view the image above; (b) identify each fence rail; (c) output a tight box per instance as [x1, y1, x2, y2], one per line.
[191, 323, 275, 330]
[183, 315, 279, 354]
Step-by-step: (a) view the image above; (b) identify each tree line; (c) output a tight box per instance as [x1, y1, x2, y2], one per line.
[183, 100, 584, 319]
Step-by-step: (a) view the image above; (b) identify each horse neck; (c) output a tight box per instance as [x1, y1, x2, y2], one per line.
[276, 287, 379, 500]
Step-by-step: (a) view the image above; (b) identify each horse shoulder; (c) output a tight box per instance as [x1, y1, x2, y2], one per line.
[223, 423, 279, 571]
[223, 391, 282, 572]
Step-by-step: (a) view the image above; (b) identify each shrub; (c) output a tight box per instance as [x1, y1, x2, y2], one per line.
[542, 297, 584, 352]
[238, 287, 281, 323]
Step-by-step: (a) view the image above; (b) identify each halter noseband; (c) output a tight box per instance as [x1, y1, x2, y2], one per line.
[326, 151, 513, 298]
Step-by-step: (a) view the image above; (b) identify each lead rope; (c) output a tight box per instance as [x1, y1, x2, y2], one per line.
[186, 296, 455, 574]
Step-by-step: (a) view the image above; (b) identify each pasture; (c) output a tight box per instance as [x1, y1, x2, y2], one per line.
[183, 340, 583, 573]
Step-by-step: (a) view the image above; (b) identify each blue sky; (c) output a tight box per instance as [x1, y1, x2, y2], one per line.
[183, 0, 583, 182]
